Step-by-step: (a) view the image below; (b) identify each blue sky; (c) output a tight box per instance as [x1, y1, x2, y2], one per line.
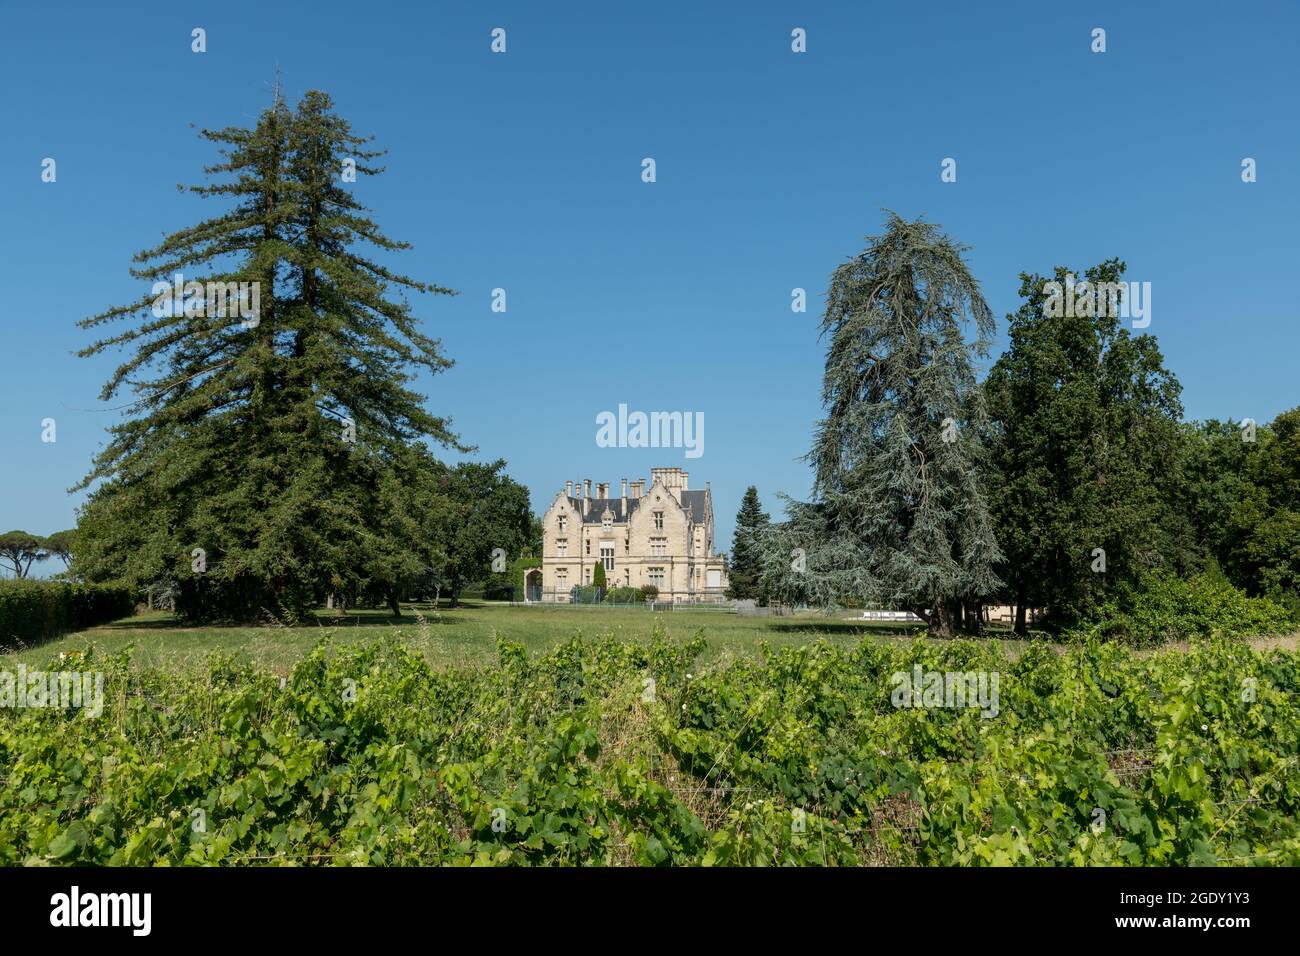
[2, 0, 1297, 566]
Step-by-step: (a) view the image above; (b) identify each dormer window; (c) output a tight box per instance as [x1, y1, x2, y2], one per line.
[602, 510, 613, 529]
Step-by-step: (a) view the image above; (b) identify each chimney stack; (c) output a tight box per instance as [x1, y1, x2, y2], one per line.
[621, 478, 628, 499]
[566, 480, 573, 497]
[584, 479, 591, 498]
[598, 482, 608, 499]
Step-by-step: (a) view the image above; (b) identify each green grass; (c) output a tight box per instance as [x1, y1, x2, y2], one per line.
[0, 600, 1038, 673]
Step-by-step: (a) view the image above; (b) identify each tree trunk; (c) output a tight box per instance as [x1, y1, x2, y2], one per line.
[387, 590, 401, 618]
[928, 599, 957, 638]
[1014, 587, 1027, 636]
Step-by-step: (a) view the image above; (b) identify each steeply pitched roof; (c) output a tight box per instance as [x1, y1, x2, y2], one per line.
[679, 490, 709, 521]
[568, 496, 641, 524]
[564, 488, 711, 524]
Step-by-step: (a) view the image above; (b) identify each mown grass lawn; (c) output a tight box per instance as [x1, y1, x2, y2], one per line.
[0, 600, 1043, 674]
[8, 602, 1297, 675]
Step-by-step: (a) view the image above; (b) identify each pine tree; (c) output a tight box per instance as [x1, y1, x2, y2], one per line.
[73, 90, 464, 621]
[726, 486, 769, 601]
[760, 213, 1002, 635]
[592, 557, 607, 593]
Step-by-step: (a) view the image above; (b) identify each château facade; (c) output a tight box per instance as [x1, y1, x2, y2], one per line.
[530, 467, 729, 602]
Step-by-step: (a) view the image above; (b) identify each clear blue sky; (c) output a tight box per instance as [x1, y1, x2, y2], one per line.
[2, 0, 1297, 564]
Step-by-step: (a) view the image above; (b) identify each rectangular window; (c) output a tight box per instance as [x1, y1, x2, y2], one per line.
[653, 511, 664, 530]
[557, 539, 567, 558]
[558, 516, 567, 534]
[601, 543, 614, 572]
[648, 567, 665, 588]
[585, 539, 590, 556]
[651, 537, 667, 557]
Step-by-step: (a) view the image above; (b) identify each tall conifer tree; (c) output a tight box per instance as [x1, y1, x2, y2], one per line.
[727, 486, 769, 601]
[73, 90, 463, 621]
[760, 213, 1002, 635]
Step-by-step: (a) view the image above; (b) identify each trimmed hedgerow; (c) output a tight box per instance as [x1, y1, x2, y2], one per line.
[0, 580, 134, 648]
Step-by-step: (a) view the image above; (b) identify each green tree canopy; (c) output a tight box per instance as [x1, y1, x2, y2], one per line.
[727, 486, 769, 602]
[42, 530, 76, 566]
[0, 531, 48, 579]
[429, 460, 533, 607]
[1226, 406, 1300, 604]
[72, 90, 464, 621]
[1179, 419, 1254, 571]
[760, 213, 1002, 636]
[984, 261, 1191, 630]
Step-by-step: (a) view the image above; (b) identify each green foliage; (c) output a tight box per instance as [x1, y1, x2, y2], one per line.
[761, 213, 1002, 635]
[984, 261, 1191, 628]
[1225, 407, 1300, 603]
[569, 585, 602, 605]
[639, 585, 659, 602]
[2, 633, 1295, 865]
[0, 581, 135, 648]
[592, 561, 607, 591]
[428, 460, 534, 606]
[1180, 420, 1253, 570]
[0, 531, 48, 579]
[603, 587, 642, 605]
[727, 486, 769, 602]
[1068, 571, 1294, 647]
[483, 553, 540, 602]
[72, 91, 463, 622]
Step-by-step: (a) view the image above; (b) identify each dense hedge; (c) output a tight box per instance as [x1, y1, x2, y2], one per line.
[0, 580, 135, 648]
[1, 630, 1296, 865]
[1068, 571, 1295, 647]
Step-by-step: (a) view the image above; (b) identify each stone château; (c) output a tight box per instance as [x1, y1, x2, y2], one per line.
[528, 467, 729, 602]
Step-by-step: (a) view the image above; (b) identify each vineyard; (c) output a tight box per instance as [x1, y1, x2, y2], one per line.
[1, 625, 1297, 866]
